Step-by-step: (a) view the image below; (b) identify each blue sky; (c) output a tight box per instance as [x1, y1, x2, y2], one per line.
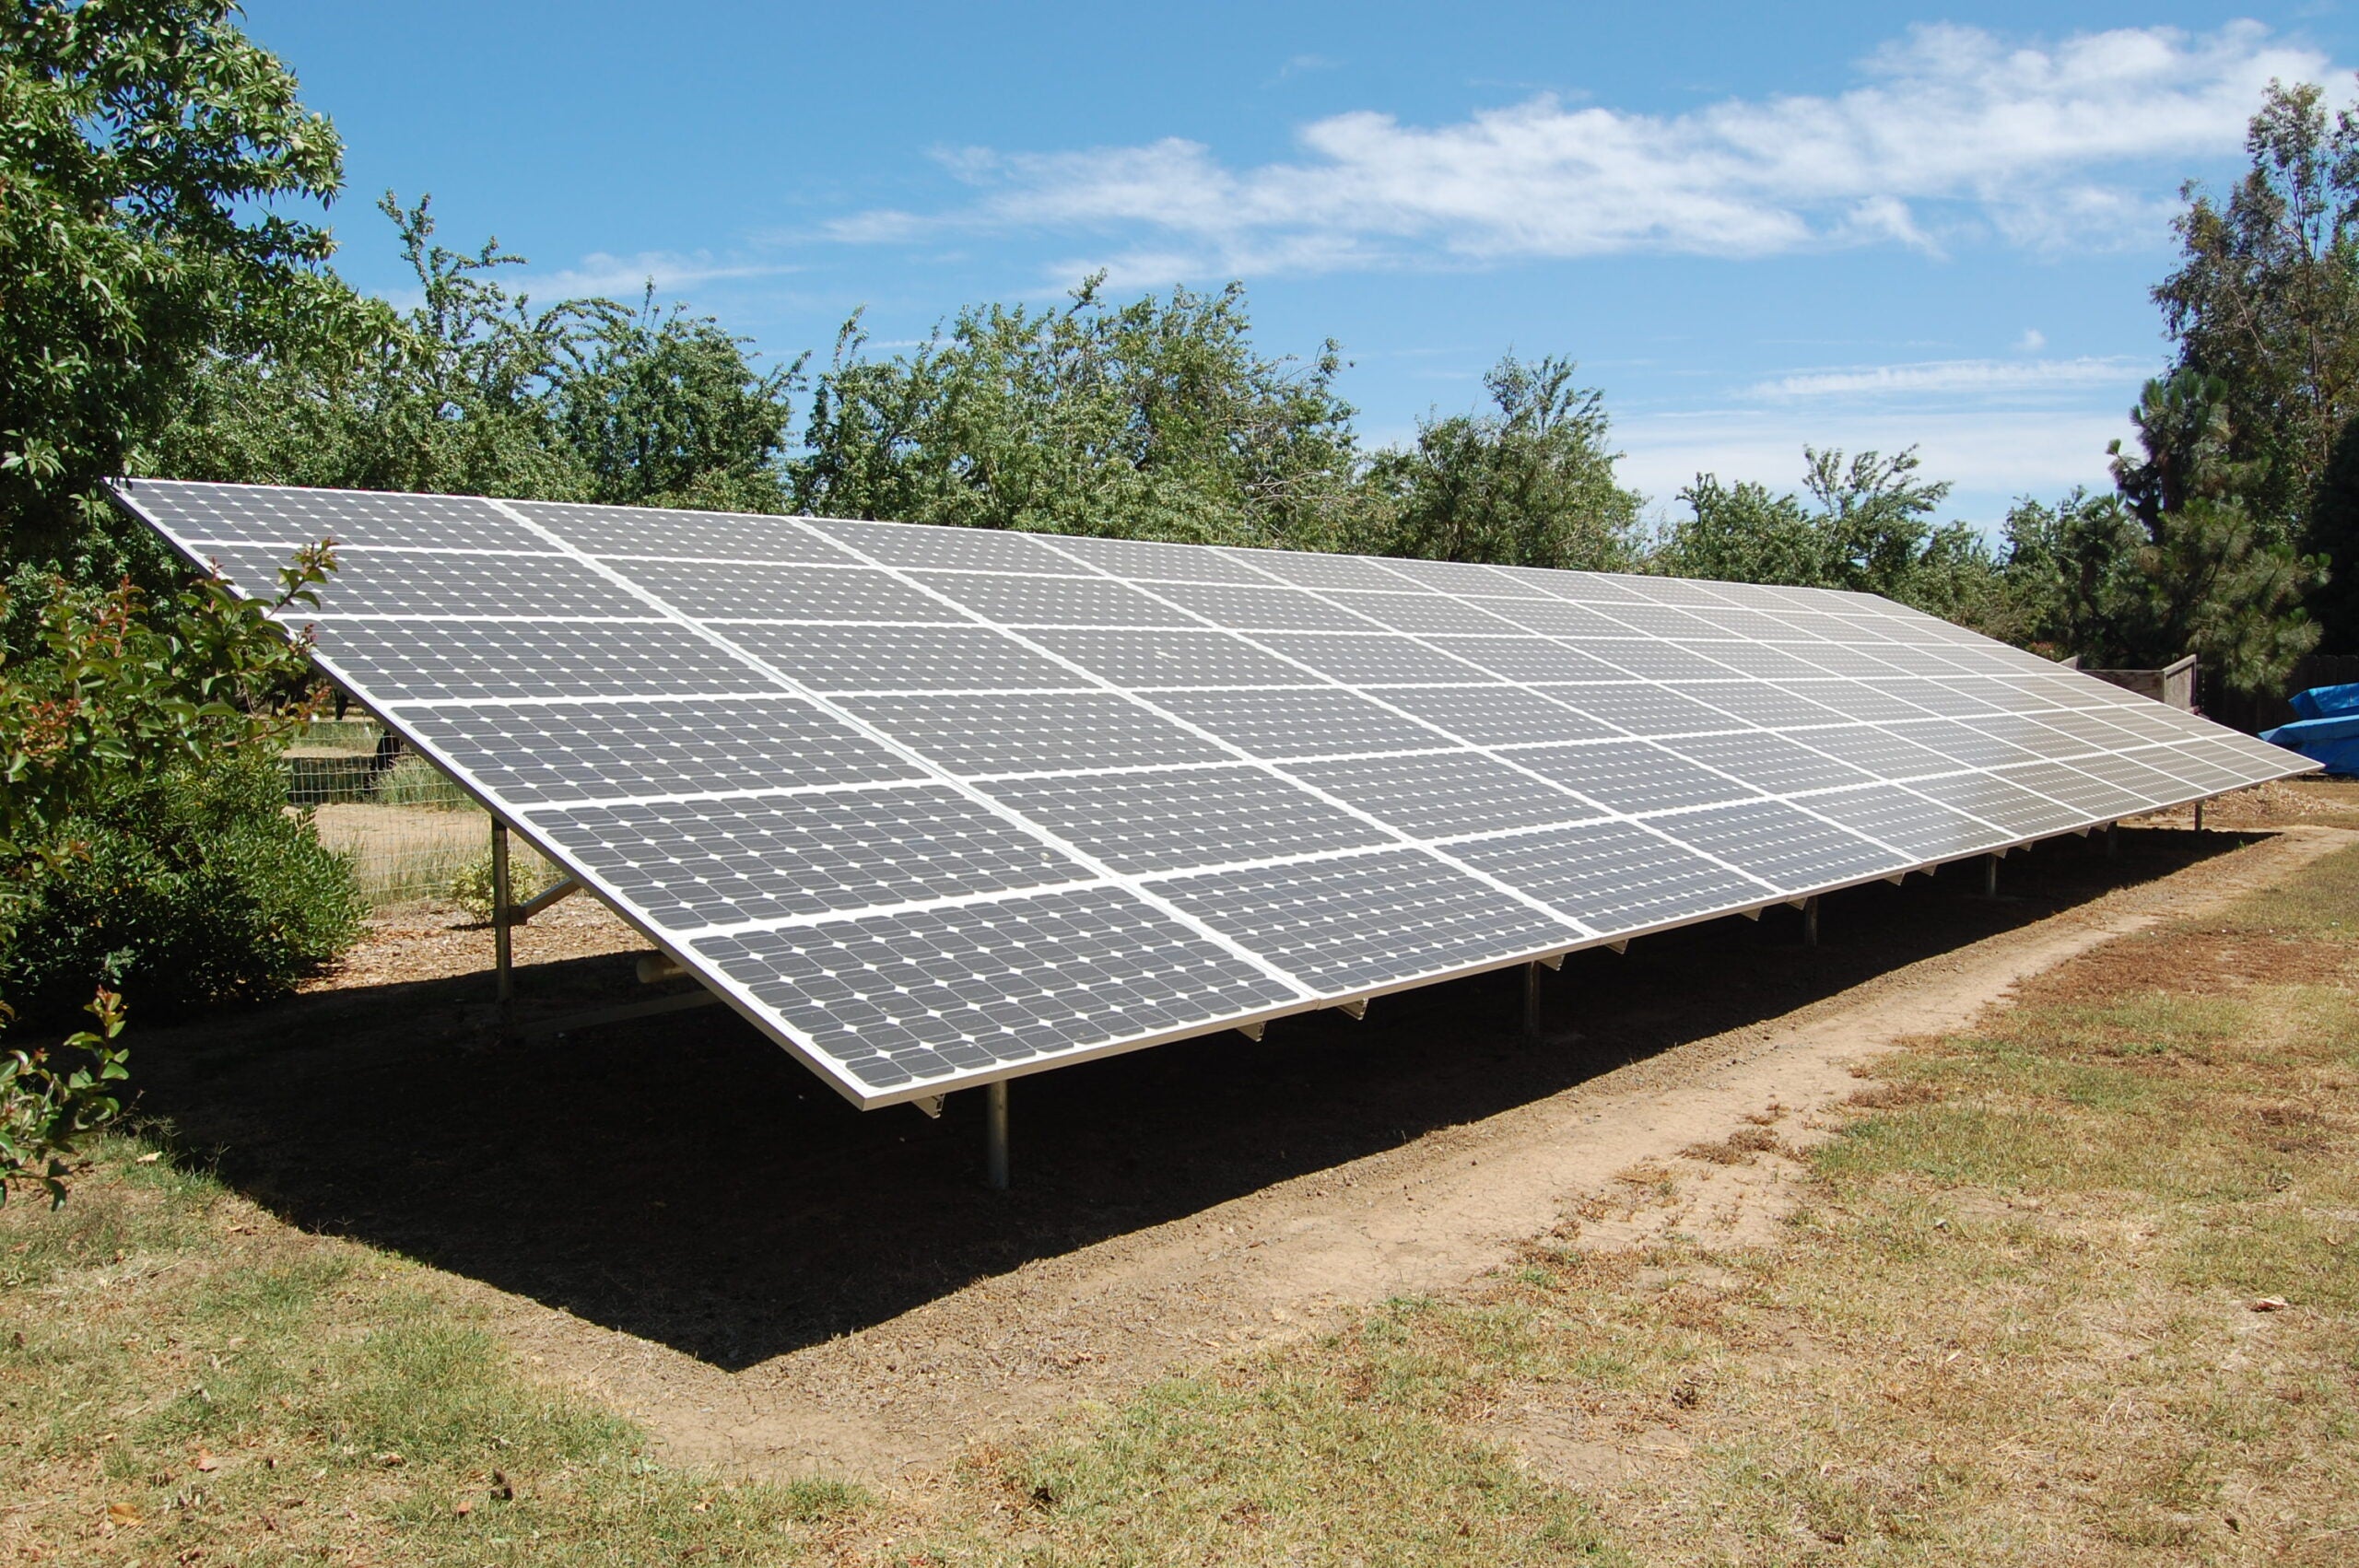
[238, 2, 2359, 532]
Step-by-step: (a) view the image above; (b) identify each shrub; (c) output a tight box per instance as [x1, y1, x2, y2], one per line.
[1, 755, 364, 1024]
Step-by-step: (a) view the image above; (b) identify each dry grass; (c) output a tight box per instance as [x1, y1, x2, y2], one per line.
[0, 1160, 870, 1564]
[7, 841, 2359, 1564]
[920, 842, 2359, 1564]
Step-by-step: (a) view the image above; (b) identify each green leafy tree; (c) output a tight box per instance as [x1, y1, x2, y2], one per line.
[2155, 80, 2359, 540]
[1655, 447, 2001, 622]
[2001, 373, 2323, 695]
[1651, 476, 1832, 588]
[1, 0, 343, 579]
[1992, 487, 2147, 660]
[153, 196, 804, 514]
[1361, 355, 1644, 570]
[0, 541, 346, 1200]
[550, 287, 804, 512]
[793, 276, 1362, 547]
[2105, 371, 2323, 694]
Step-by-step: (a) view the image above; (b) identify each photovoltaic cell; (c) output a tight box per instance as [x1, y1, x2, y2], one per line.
[1796, 784, 2012, 860]
[807, 517, 1097, 574]
[1504, 739, 1763, 813]
[1254, 633, 1498, 685]
[110, 475, 2314, 1111]
[1328, 591, 1528, 635]
[1659, 731, 1877, 794]
[1021, 627, 1313, 688]
[1366, 685, 1622, 746]
[1287, 751, 1606, 839]
[311, 620, 774, 702]
[1417, 636, 1634, 683]
[1774, 725, 1937, 776]
[1653, 800, 1908, 891]
[980, 766, 1390, 874]
[840, 692, 1231, 776]
[620, 560, 963, 623]
[1542, 684, 1752, 737]
[1149, 849, 1572, 991]
[723, 623, 1095, 692]
[137, 480, 535, 550]
[691, 886, 1297, 1088]
[202, 545, 646, 620]
[911, 570, 1199, 626]
[400, 698, 921, 804]
[535, 786, 1090, 930]
[1148, 686, 1457, 759]
[1452, 820, 1768, 935]
[1150, 579, 1378, 631]
[512, 500, 853, 564]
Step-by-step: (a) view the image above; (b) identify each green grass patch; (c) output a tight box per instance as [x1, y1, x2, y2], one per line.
[1, 1139, 869, 1565]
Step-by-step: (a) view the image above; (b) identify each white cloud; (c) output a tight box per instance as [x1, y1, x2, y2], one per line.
[1747, 355, 2152, 399]
[1615, 408, 2134, 525]
[522, 251, 792, 301]
[822, 21, 2328, 282]
[2015, 327, 2047, 352]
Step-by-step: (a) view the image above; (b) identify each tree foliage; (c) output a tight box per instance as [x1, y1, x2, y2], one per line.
[0, 0, 343, 577]
[148, 196, 804, 513]
[792, 277, 1362, 547]
[2003, 372, 2323, 696]
[0, 540, 341, 1199]
[2156, 80, 2359, 537]
[1657, 447, 2003, 623]
[1360, 355, 1643, 570]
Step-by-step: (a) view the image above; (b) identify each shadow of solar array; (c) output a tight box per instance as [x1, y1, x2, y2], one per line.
[111, 479, 2315, 1108]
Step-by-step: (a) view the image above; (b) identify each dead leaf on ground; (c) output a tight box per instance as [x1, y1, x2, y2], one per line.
[107, 1502, 141, 1527]
[2248, 1296, 2292, 1312]
[193, 1450, 219, 1472]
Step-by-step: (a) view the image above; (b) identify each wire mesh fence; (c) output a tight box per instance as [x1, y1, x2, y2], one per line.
[287, 720, 557, 908]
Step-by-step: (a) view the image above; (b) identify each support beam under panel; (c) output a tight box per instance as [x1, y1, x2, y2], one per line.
[1802, 895, 1820, 948]
[517, 988, 725, 1041]
[1522, 960, 1543, 1041]
[984, 1079, 1010, 1191]
[491, 820, 513, 1034]
[507, 875, 582, 925]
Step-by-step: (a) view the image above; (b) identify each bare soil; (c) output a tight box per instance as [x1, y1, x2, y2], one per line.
[125, 780, 2359, 1490]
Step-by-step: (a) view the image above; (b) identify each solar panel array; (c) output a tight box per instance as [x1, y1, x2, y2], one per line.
[112, 479, 2312, 1108]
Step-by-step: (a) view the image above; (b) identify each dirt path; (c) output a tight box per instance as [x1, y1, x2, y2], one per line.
[475, 825, 2356, 1488]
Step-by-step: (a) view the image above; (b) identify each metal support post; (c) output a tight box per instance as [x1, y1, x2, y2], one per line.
[2104, 823, 2119, 860]
[1802, 895, 1820, 948]
[1521, 959, 1543, 1040]
[984, 1079, 1010, 1191]
[2194, 800, 2206, 833]
[1983, 852, 1999, 898]
[491, 819, 514, 1011]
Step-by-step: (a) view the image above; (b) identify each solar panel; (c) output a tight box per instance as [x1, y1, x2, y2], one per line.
[112, 477, 2319, 1111]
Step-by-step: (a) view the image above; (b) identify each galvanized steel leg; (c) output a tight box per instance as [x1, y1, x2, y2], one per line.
[1983, 853, 1999, 898]
[1802, 895, 1820, 947]
[985, 1079, 1010, 1191]
[2194, 800, 2205, 833]
[2105, 823, 2119, 860]
[1522, 960, 1543, 1040]
[491, 819, 513, 1011]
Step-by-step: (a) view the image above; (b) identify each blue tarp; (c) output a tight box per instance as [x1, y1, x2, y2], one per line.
[2289, 682, 2359, 720]
[2261, 689, 2359, 774]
